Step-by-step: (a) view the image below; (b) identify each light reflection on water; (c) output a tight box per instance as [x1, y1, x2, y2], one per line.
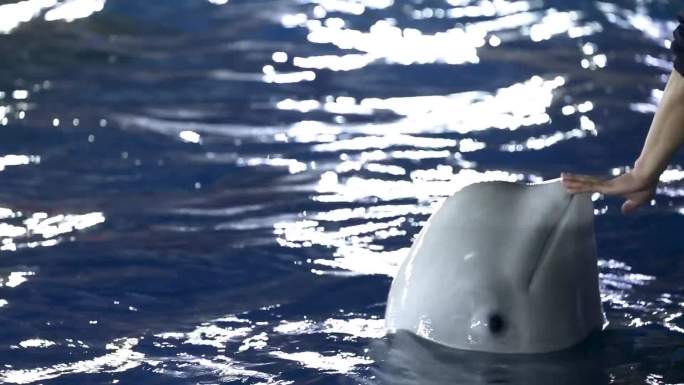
[0, 0, 683, 384]
[0, 0, 105, 34]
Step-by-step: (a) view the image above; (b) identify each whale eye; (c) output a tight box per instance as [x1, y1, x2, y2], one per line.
[488, 313, 505, 334]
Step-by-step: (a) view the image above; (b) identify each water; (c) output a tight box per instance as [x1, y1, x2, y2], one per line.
[0, 0, 683, 383]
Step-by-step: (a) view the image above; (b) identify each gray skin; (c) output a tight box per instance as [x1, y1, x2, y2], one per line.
[385, 180, 606, 354]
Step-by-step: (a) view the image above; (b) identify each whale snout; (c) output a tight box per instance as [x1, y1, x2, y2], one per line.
[384, 180, 605, 354]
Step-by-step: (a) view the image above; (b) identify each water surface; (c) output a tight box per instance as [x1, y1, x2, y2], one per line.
[1, 0, 684, 383]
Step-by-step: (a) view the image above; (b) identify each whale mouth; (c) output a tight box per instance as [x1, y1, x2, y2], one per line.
[526, 193, 575, 290]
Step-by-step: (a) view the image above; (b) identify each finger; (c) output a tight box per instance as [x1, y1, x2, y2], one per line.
[561, 177, 603, 193]
[621, 199, 641, 215]
[560, 172, 578, 181]
[621, 191, 652, 215]
[561, 175, 589, 188]
[564, 185, 595, 194]
[561, 173, 602, 184]
[626, 190, 652, 206]
[562, 185, 594, 194]
[561, 173, 586, 185]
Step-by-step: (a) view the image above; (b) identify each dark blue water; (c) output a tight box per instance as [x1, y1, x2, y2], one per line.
[1, 0, 684, 383]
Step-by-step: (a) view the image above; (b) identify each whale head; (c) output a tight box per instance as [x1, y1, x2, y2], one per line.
[385, 180, 605, 353]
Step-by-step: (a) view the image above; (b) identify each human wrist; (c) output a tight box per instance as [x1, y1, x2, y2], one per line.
[632, 156, 661, 186]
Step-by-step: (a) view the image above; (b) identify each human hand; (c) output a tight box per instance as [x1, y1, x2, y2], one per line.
[560, 170, 657, 215]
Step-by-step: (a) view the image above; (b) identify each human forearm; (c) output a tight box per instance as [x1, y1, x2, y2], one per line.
[561, 13, 684, 214]
[634, 69, 684, 183]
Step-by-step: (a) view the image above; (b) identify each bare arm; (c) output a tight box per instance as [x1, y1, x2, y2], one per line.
[561, 69, 684, 214]
[636, 69, 684, 180]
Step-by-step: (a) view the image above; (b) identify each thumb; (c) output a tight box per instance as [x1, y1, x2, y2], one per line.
[621, 191, 652, 215]
[621, 199, 640, 215]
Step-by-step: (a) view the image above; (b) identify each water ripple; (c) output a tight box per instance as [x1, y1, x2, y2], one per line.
[0, 0, 683, 383]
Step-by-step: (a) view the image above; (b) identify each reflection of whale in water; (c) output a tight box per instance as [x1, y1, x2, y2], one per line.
[366, 330, 609, 385]
[366, 327, 684, 385]
[385, 180, 605, 353]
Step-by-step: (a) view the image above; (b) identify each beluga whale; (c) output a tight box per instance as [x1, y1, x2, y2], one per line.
[385, 179, 605, 354]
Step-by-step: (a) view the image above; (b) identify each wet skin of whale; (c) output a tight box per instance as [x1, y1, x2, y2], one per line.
[385, 180, 606, 354]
